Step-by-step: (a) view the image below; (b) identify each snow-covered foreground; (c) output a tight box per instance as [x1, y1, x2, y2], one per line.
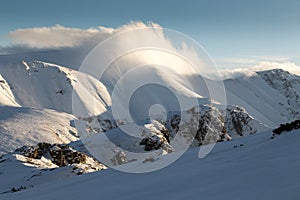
[2, 130, 299, 200]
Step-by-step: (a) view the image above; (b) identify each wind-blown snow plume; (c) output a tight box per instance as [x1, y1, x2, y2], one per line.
[2, 22, 217, 77]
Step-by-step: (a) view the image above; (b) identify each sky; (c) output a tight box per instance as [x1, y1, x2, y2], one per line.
[0, 0, 299, 68]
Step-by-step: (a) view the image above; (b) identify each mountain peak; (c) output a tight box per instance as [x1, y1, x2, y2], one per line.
[256, 68, 299, 81]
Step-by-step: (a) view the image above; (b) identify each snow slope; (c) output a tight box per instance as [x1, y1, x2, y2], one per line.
[0, 61, 111, 116]
[0, 106, 78, 154]
[223, 69, 300, 127]
[2, 130, 299, 200]
[0, 75, 19, 107]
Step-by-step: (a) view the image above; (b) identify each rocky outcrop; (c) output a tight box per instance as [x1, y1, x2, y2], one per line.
[165, 104, 267, 147]
[272, 119, 300, 138]
[139, 125, 173, 152]
[79, 101, 268, 160]
[16, 143, 86, 167]
[140, 135, 168, 151]
[15, 143, 106, 173]
[223, 106, 268, 138]
[165, 105, 231, 148]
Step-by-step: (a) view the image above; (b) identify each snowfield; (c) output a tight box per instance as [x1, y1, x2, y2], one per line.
[0, 106, 78, 154]
[2, 130, 300, 200]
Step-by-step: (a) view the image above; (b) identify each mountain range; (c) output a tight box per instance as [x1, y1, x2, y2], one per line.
[1, 58, 300, 199]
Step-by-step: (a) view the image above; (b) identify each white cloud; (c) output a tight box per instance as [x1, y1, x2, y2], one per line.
[215, 56, 291, 68]
[5, 22, 299, 80]
[217, 68, 257, 79]
[252, 61, 300, 76]
[9, 24, 99, 48]
[219, 61, 300, 79]
[8, 23, 156, 48]
[216, 57, 259, 67]
[3, 22, 217, 77]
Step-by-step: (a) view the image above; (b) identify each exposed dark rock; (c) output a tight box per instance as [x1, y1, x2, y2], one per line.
[56, 89, 64, 95]
[272, 119, 300, 138]
[160, 126, 170, 143]
[1, 186, 32, 194]
[170, 114, 181, 131]
[15, 143, 88, 167]
[140, 136, 162, 151]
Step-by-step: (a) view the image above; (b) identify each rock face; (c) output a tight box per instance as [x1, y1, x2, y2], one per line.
[223, 106, 268, 138]
[15, 143, 106, 173]
[139, 125, 173, 152]
[166, 105, 230, 148]
[165, 105, 266, 147]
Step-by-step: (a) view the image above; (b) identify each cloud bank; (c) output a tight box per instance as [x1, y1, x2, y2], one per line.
[216, 56, 291, 67]
[6, 22, 166, 48]
[1, 22, 216, 78]
[1, 22, 299, 80]
[219, 61, 300, 79]
[0, 22, 166, 68]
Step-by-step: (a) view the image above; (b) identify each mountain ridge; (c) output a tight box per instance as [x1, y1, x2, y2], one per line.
[1, 60, 300, 198]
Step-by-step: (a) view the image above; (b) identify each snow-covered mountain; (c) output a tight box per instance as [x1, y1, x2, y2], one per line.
[258, 69, 300, 116]
[224, 68, 300, 127]
[1, 60, 300, 157]
[1, 58, 300, 199]
[0, 61, 111, 116]
[1, 60, 299, 127]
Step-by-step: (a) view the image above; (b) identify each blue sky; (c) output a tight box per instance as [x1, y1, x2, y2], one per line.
[0, 0, 299, 67]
